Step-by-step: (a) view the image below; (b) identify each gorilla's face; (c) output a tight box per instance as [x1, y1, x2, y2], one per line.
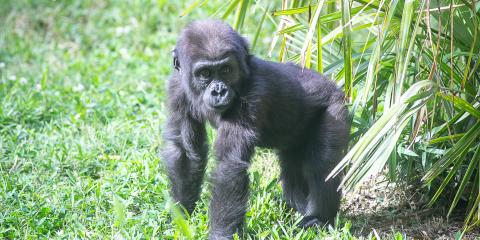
[192, 55, 240, 113]
[173, 20, 250, 114]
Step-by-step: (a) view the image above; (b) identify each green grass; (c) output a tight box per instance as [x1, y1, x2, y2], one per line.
[0, 1, 403, 239]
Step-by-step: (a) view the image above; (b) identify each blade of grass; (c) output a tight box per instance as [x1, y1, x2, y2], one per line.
[272, 4, 318, 16]
[220, 0, 240, 19]
[428, 146, 469, 206]
[300, 0, 325, 68]
[423, 122, 480, 182]
[438, 93, 480, 119]
[268, 0, 288, 57]
[164, 190, 195, 239]
[317, 13, 323, 73]
[277, 24, 305, 35]
[429, 133, 465, 144]
[390, 0, 416, 105]
[461, 0, 479, 89]
[180, 0, 208, 17]
[361, 0, 398, 104]
[251, 5, 269, 53]
[341, 0, 352, 101]
[279, 36, 287, 62]
[462, 165, 480, 230]
[326, 0, 336, 30]
[448, 145, 480, 217]
[233, 0, 249, 31]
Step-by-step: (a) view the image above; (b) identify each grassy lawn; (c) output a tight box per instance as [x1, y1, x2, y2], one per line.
[0, 1, 456, 239]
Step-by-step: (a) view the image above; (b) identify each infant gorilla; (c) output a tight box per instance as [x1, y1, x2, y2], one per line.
[162, 19, 350, 239]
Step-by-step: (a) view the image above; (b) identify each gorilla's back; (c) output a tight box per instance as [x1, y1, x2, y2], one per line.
[248, 57, 341, 149]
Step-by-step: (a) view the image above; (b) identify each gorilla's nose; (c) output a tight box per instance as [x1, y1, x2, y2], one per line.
[211, 82, 228, 97]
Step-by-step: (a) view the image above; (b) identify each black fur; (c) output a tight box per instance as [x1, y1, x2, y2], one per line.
[162, 19, 350, 240]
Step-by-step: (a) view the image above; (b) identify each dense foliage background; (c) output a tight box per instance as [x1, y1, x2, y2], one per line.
[0, 0, 479, 239]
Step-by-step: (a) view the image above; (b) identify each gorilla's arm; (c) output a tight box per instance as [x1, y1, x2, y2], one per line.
[209, 123, 256, 238]
[162, 82, 208, 213]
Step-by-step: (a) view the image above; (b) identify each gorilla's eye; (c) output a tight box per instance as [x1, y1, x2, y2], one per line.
[199, 69, 211, 79]
[221, 66, 232, 74]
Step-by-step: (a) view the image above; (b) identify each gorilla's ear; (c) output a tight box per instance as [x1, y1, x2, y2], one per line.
[172, 49, 181, 71]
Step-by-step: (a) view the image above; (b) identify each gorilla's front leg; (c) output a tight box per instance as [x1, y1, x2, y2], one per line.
[209, 125, 255, 240]
[162, 114, 208, 214]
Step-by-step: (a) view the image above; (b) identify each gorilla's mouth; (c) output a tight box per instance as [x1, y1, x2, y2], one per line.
[211, 103, 231, 112]
[208, 96, 234, 112]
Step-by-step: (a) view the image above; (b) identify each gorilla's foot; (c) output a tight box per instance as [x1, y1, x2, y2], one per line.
[299, 216, 326, 229]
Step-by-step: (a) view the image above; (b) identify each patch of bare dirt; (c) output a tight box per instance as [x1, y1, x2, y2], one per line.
[341, 174, 480, 239]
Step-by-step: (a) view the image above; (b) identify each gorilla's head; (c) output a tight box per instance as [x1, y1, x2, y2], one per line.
[173, 20, 250, 113]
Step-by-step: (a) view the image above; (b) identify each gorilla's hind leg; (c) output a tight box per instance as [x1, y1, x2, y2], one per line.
[279, 145, 341, 228]
[279, 150, 308, 215]
[300, 105, 349, 227]
[302, 166, 341, 227]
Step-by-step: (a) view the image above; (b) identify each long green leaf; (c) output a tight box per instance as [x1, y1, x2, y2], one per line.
[423, 122, 480, 182]
[300, 0, 325, 68]
[272, 4, 318, 16]
[233, 0, 249, 31]
[448, 146, 480, 217]
[438, 93, 480, 119]
[341, 0, 352, 100]
[317, 14, 323, 73]
[251, 5, 269, 53]
[180, 0, 208, 17]
[220, 0, 240, 19]
[361, 0, 398, 104]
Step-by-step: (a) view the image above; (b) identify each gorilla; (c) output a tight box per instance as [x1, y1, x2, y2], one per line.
[162, 19, 350, 239]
